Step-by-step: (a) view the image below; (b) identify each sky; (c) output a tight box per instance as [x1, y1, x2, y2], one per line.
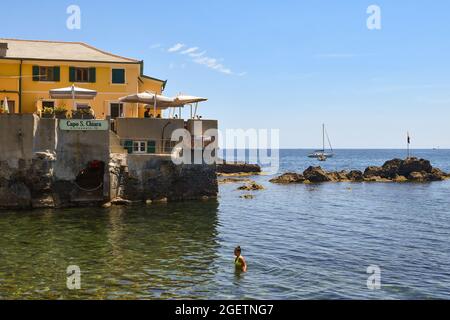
[2, 0, 450, 148]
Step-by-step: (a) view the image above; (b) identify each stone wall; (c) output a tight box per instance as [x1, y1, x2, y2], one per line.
[111, 154, 218, 202]
[0, 114, 37, 166]
[0, 115, 110, 209]
[0, 114, 218, 209]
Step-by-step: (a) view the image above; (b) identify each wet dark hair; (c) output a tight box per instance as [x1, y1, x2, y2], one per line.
[235, 246, 242, 253]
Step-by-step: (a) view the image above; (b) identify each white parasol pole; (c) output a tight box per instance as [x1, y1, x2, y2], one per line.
[3, 97, 9, 113]
[153, 92, 157, 117]
[72, 84, 76, 111]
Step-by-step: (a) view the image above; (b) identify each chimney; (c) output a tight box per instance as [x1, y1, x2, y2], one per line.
[0, 43, 8, 57]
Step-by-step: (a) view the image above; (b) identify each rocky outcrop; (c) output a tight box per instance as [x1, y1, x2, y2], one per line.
[237, 182, 265, 191]
[269, 172, 305, 184]
[303, 166, 333, 182]
[346, 170, 364, 182]
[0, 152, 56, 209]
[217, 161, 261, 175]
[270, 158, 449, 185]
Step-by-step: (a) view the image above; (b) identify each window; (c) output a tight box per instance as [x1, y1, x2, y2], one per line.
[42, 101, 55, 109]
[69, 67, 96, 83]
[112, 69, 125, 84]
[75, 68, 89, 82]
[32, 66, 60, 81]
[133, 141, 147, 154]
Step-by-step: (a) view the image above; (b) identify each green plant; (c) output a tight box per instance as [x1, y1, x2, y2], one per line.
[54, 104, 68, 112]
[43, 107, 54, 115]
[80, 108, 93, 115]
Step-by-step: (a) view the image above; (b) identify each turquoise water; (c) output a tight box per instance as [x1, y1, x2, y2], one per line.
[0, 149, 449, 299]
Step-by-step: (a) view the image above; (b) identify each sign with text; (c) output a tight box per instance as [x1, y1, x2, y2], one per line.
[59, 119, 109, 131]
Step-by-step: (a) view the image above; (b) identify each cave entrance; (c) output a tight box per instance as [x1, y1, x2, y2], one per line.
[75, 160, 105, 192]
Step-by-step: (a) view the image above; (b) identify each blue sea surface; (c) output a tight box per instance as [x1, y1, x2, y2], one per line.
[0, 149, 449, 299]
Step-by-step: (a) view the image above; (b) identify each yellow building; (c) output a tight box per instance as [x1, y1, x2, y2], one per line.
[0, 38, 166, 118]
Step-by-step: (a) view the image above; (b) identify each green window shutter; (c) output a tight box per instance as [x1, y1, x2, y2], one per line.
[32, 66, 40, 81]
[112, 69, 125, 84]
[53, 67, 60, 81]
[124, 140, 133, 154]
[147, 141, 156, 154]
[69, 67, 75, 82]
[89, 67, 96, 83]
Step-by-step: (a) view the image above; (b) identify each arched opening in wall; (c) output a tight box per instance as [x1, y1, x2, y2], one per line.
[75, 160, 105, 192]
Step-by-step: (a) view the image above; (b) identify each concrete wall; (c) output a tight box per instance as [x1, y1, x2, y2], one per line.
[116, 118, 185, 140]
[186, 119, 218, 136]
[0, 114, 37, 166]
[54, 125, 110, 180]
[116, 118, 185, 153]
[33, 118, 57, 153]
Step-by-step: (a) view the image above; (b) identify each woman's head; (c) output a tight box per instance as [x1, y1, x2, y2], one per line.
[234, 246, 242, 257]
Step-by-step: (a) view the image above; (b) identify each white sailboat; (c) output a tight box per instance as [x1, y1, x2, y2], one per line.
[308, 124, 334, 161]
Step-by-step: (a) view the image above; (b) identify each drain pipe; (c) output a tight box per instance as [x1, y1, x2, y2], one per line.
[19, 59, 23, 113]
[161, 121, 171, 153]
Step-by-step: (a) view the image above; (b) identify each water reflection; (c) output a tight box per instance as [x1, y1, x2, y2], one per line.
[0, 200, 219, 299]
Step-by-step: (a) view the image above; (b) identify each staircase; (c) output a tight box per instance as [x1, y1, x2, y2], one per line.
[109, 130, 127, 154]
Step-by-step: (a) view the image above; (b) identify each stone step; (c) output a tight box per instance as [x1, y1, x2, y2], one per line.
[109, 130, 127, 154]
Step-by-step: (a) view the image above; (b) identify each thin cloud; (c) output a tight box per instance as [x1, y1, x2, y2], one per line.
[168, 43, 185, 52]
[181, 47, 199, 55]
[167, 42, 245, 76]
[149, 43, 161, 49]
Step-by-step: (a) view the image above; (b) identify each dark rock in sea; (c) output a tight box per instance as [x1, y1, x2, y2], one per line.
[427, 168, 447, 181]
[237, 182, 265, 191]
[398, 158, 432, 176]
[110, 197, 132, 206]
[408, 171, 426, 182]
[303, 166, 332, 182]
[269, 172, 305, 184]
[381, 158, 403, 179]
[217, 161, 261, 175]
[269, 157, 449, 185]
[363, 166, 384, 179]
[240, 194, 255, 199]
[346, 170, 364, 182]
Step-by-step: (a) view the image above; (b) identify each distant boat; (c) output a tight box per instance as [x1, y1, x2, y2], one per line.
[308, 124, 334, 160]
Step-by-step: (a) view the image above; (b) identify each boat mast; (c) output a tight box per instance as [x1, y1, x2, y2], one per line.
[322, 123, 325, 152]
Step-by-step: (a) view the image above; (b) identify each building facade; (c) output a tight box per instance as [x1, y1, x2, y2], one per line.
[0, 39, 166, 118]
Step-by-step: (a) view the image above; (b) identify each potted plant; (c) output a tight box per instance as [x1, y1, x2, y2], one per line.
[0, 107, 5, 114]
[72, 107, 94, 119]
[42, 107, 55, 118]
[54, 104, 68, 119]
[80, 107, 95, 119]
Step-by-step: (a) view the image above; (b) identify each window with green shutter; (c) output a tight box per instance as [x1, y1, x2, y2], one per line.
[33, 66, 60, 81]
[32, 66, 40, 81]
[70, 67, 96, 83]
[112, 69, 125, 84]
[53, 67, 60, 81]
[89, 67, 96, 83]
[124, 140, 133, 154]
[69, 67, 75, 82]
[147, 141, 156, 154]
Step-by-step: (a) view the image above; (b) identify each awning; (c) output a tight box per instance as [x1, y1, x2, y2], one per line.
[49, 85, 97, 100]
[174, 95, 208, 105]
[119, 92, 174, 109]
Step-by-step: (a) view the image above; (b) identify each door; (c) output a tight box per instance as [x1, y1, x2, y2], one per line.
[110, 103, 124, 119]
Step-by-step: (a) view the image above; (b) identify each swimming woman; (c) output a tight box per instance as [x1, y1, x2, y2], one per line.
[234, 246, 247, 272]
